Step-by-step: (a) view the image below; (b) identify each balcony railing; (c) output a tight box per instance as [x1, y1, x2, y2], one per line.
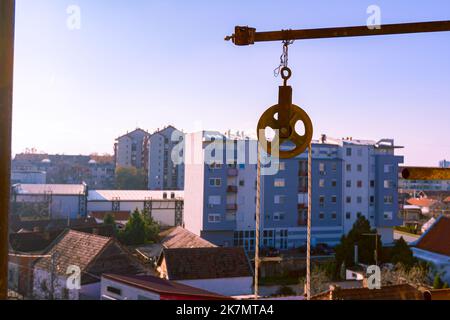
[227, 185, 238, 193]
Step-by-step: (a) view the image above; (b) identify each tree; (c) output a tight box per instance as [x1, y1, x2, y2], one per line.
[334, 216, 382, 278]
[299, 265, 331, 297]
[390, 237, 415, 269]
[433, 274, 444, 289]
[115, 167, 147, 190]
[103, 213, 117, 235]
[118, 209, 160, 245]
[382, 263, 429, 287]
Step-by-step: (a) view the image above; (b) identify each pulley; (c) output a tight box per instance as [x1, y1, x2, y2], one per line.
[257, 67, 313, 159]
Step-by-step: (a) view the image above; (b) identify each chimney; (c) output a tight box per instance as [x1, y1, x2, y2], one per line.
[329, 284, 341, 300]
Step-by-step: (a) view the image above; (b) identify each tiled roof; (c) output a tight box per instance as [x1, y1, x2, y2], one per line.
[311, 284, 423, 300]
[406, 198, 437, 207]
[34, 230, 112, 275]
[90, 211, 131, 221]
[160, 227, 216, 249]
[162, 247, 252, 281]
[415, 216, 450, 256]
[13, 184, 86, 195]
[103, 274, 228, 300]
[9, 217, 98, 233]
[88, 190, 184, 201]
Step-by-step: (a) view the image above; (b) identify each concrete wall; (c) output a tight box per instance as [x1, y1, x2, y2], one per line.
[177, 277, 253, 296]
[101, 277, 160, 300]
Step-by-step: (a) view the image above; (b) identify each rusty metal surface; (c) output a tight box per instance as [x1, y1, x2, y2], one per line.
[0, 0, 15, 300]
[226, 21, 450, 46]
[401, 167, 450, 180]
[257, 67, 313, 159]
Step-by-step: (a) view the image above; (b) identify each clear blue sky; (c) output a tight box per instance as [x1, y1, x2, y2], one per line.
[12, 0, 450, 165]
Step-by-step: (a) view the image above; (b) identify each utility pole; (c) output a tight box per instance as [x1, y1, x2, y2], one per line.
[0, 0, 15, 300]
[362, 233, 379, 266]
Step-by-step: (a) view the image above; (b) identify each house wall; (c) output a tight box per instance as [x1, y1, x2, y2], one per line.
[101, 277, 160, 300]
[177, 276, 253, 296]
[32, 269, 79, 300]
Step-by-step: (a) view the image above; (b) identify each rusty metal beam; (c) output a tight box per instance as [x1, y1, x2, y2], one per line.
[401, 167, 450, 180]
[0, 0, 15, 300]
[226, 20, 450, 46]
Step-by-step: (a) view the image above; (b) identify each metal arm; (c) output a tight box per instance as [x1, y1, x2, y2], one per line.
[225, 20, 450, 46]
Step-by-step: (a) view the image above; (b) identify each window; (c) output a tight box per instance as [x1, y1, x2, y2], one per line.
[163, 192, 167, 199]
[346, 180, 352, 188]
[208, 214, 221, 223]
[346, 164, 352, 172]
[319, 212, 325, 220]
[332, 163, 337, 171]
[209, 178, 221, 187]
[319, 163, 325, 175]
[384, 196, 393, 204]
[357, 149, 363, 157]
[319, 196, 325, 207]
[208, 195, 221, 205]
[319, 179, 325, 188]
[274, 179, 285, 187]
[332, 180, 337, 187]
[274, 212, 285, 221]
[279, 162, 286, 171]
[384, 211, 393, 220]
[370, 196, 375, 204]
[346, 148, 352, 156]
[274, 195, 286, 204]
[170, 192, 175, 199]
[370, 180, 375, 188]
[384, 164, 393, 173]
[384, 180, 393, 189]
[331, 196, 337, 203]
[357, 164, 363, 172]
[346, 212, 351, 220]
[357, 196, 362, 204]
[346, 196, 352, 203]
[239, 180, 245, 187]
[331, 212, 337, 220]
[107, 286, 122, 296]
[357, 181, 363, 188]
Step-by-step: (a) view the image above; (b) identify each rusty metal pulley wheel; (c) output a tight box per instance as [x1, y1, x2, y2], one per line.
[257, 67, 313, 159]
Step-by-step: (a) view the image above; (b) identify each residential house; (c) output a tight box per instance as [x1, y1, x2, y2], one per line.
[156, 247, 253, 296]
[411, 216, 450, 284]
[32, 230, 145, 300]
[101, 274, 228, 300]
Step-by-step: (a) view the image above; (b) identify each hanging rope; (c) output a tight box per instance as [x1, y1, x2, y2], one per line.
[274, 40, 294, 77]
[254, 145, 261, 300]
[306, 142, 312, 300]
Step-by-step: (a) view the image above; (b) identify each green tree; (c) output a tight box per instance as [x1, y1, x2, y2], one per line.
[334, 216, 382, 278]
[433, 274, 444, 289]
[390, 237, 415, 269]
[115, 167, 147, 190]
[103, 213, 117, 235]
[118, 209, 160, 245]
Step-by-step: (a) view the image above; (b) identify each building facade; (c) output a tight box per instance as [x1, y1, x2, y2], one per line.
[114, 128, 150, 169]
[183, 131, 404, 249]
[147, 126, 185, 190]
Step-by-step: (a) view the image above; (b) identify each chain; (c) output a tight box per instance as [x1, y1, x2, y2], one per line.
[274, 39, 294, 77]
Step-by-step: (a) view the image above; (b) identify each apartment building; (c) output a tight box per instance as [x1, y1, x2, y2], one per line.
[147, 126, 185, 190]
[183, 131, 404, 250]
[114, 128, 150, 169]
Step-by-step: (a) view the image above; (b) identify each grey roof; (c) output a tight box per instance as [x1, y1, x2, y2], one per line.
[13, 184, 86, 195]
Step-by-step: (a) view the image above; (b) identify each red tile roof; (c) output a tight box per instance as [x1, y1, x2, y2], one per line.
[160, 227, 216, 249]
[103, 274, 229, 300]
[34, 230, 112, 275]
[415, 216, 450, 256]
[406, 198, 437, 207]
[90, 211, 131, 221]
[161, 247, 253, 281]
[312, 284, 423, 300]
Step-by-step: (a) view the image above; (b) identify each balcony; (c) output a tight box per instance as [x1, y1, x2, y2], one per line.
[226, 203, 238, 211]
[298, 170, 308, 177]
[227, 185, 238, 193]
[227, 168, 238, 176]
[298, 186, 308, 193]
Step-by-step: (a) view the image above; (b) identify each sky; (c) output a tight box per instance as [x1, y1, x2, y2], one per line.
[12, 0, 450, 165]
